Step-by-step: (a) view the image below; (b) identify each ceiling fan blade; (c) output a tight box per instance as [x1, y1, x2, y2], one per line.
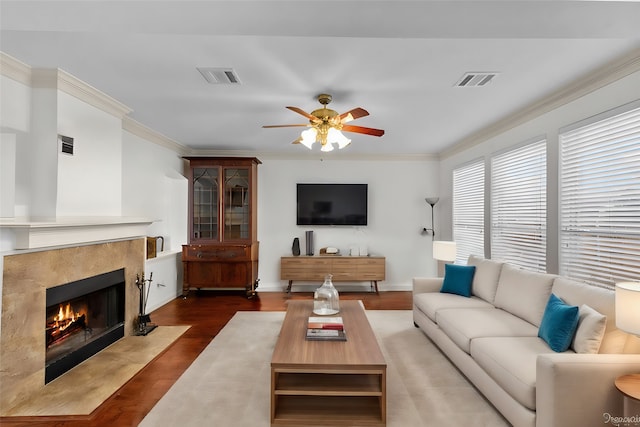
[286, 106, 320, 122]
[341, 124, 385, 137]
[339, 108, 369, 123]
[262, 124, 309, 128]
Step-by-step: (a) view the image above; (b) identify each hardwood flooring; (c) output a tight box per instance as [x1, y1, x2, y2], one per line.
[1, 291, 412, 427]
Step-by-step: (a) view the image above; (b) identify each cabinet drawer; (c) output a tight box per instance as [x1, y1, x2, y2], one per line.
[183, 245, 250, 261]
[355, 258, 384, 266]
[281, 257, 331, 280]
[357, 270, 385, 280]
[281, 257, 332, 268]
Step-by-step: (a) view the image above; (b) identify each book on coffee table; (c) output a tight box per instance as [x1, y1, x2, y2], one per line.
[305, 328, 347, 341]
[307, 316, 344, 330]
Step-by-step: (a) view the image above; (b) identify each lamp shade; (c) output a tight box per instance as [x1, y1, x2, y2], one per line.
[433, 241, 457, 262]
[615, 282, 640, 336]
[299, 128, 317, 149]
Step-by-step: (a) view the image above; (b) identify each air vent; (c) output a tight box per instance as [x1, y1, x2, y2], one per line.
[59, 135, 74, 155]
[197, 67, 242, 85]
[455, 72, 499, 87]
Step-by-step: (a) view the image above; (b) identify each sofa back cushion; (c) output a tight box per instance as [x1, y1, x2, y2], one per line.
[552, 277, 630, 354]
[467, 255, 504, 304]
[493, 264, 555, 327]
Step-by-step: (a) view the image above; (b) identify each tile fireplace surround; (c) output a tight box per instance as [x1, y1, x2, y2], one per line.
[0, 239, 144, 413]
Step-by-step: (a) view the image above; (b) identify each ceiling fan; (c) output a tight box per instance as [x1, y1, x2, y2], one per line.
[263, 94, 385, 152]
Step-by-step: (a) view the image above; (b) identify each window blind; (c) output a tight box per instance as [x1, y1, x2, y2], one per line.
[491, 139, 547, 272]
[560, 101, 640, 288]
[453, 160, 485, 264]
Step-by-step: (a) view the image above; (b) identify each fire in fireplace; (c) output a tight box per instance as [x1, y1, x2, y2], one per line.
[45, 269, 126, 383]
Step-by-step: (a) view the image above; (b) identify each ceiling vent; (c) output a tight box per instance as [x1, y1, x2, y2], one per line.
[197, 67, 241, 85]
[455, 72, 499, 87]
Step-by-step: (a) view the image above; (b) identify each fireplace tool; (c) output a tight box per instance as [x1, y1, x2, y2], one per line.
[136, 272, 157, 336]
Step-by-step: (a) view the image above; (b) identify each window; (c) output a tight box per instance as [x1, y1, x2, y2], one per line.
[453, 160, 485, 264]
[560, 101, 640, 288]
[491, 139, 547, 271]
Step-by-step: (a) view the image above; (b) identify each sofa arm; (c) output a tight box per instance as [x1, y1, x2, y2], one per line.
[537, 353, 640, 427]
[412, 277, 443, 295]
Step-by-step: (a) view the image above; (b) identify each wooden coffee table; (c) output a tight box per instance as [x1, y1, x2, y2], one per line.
[270, 300, 387, 426]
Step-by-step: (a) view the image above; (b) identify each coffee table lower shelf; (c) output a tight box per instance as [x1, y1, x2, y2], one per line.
[271, 370, 386, 426]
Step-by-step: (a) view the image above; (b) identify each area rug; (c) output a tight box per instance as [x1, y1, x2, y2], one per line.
[2, 325, 190, 417]
[140, 311, 508, 427]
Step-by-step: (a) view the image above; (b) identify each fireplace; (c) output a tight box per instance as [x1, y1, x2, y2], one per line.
[1, 239, 143, 413]
[45, 269, 125, 383]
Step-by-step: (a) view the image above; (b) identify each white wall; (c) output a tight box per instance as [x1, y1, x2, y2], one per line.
[56, 92, 123, 216]
[122, 129, 188, 311]
[121, 130, 187, 252]
[0, 134, 16, 218]
[438, 69, 640, 273]
[257, 157, 440, 291]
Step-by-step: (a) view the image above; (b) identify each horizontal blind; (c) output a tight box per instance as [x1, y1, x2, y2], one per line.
[491, 139, 546, 272]
[560, 102, 640, 288]
[453, 160, 485, 264]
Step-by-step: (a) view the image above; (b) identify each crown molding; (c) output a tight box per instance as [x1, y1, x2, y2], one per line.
[122, 117, 189, 155]
[440, 48, 640, 160]
[183, 148, 438, 162]
[1, 51, 132, 119]
[0, 52, 31, 85]
[29, 67, 132, 118]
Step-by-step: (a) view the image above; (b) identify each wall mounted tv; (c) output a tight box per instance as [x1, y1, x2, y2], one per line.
[297, 183, 368, 226]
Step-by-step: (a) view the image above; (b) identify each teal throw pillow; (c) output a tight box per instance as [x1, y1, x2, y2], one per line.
[440, 264, 476, 297]
[538, 293, 579, 352]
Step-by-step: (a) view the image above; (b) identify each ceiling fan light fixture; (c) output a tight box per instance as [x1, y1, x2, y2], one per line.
[328, 127, 351, 149]
[299, 128, 317, 149]
[321, 142, 334, 152]
[264, 93, 384, 152]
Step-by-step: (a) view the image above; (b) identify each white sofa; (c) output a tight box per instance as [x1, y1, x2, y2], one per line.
[413, 255, 640, 427]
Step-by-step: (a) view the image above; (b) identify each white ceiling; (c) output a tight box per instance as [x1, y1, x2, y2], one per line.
[1, 1, 639, 156]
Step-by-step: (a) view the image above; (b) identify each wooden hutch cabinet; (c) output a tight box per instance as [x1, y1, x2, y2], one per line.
[182, 157, 261, 298]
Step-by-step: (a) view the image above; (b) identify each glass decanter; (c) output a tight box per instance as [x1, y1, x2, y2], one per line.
[313, 274, 340, 315]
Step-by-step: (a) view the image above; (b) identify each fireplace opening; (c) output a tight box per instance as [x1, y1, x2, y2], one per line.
[45, 269, 125, 383]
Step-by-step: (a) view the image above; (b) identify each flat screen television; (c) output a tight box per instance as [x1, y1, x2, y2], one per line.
[297, 183, 368, 226]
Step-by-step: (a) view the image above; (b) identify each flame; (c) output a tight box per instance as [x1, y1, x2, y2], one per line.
[52, 303, 80, 333]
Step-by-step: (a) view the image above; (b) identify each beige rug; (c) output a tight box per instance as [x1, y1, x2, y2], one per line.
[140, 311, 508, 427]
[2, 325, 190, 417]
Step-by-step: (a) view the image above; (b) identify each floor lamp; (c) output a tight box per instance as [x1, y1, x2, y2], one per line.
[433, 241, 457, 277]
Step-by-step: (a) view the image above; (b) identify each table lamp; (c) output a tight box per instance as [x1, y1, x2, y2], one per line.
[433, 241, 457, 277]
[614, 282, 640, 415]
[615, 282, 640, 336]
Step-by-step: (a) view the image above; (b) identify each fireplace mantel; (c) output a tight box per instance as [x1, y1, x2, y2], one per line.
[0, 217, 154, 250]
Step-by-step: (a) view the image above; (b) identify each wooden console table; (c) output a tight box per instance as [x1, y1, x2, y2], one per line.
[280, 256, 385, 294]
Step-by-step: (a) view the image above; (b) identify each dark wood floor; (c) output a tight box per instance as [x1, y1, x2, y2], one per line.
[2, 290, 412, 427]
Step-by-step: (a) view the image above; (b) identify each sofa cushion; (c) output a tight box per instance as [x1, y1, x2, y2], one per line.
[471, 336, 573, 411]
[572, 304, 607, 354]
[552, 277, 626, 353]
[440, 264, 476, 297]
[436, 308, 539, 354]
[413, 293, 494, 322]
[538, 294, 579, 352]
[493, 264, 555, 327]
[467, 255, 504, 304]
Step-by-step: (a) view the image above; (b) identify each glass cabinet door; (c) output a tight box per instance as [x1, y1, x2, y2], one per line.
[192, 167, 219, 241]
[224, 168, 250, 240]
